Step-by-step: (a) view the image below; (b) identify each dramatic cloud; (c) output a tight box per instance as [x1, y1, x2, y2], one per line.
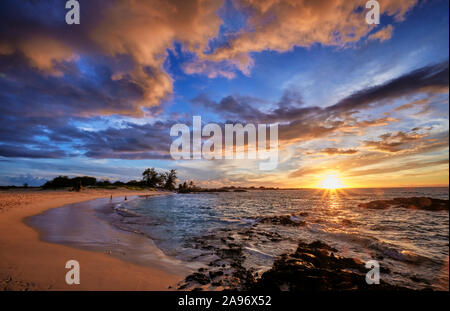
[0, 116, 176, 160]
[0, 0, 224, 116]
[0, 56, 447, 164]
[325, 61, 449, 115]
[290, 130, 449, 178]
[1, 0, 420, 117]
[89, 0, 224, 114]
[0, 36, 77, 76]
[81, 121, 175, 159]
[346, 158, 449, 177]
[0, 55, 145, 117]
[193, 61, 448, 143]
[0, 144, 69, 159]
[202, 0, 417, 74]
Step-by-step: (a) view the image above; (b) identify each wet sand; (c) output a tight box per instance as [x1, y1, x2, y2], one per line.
[0, 188, 184, 290]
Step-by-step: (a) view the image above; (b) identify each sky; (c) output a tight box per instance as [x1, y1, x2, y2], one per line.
[0, 0, 448, 188]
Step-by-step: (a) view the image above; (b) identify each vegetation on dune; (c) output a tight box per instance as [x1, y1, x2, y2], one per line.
[21, 169, 279, 193]
[178, 180, 200, 193]
[41, 168, 179, 191]
[43, 176, 97, 190]
[142, 168, 162, 188]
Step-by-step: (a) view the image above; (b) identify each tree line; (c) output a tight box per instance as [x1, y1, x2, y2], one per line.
[141, 168, 177, 190]
[43, 168, 179, 191]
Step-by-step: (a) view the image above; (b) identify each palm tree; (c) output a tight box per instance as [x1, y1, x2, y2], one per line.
[163, 169, 177, 190]
[142, 168, 161, 188]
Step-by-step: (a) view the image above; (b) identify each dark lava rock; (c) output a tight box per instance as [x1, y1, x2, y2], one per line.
[185, 273, 210, 285]
[179, 234, 411, 291]
[177, 283, 188, 290]
[258, 215, 306, 226]
[410, 275, 431, 285]
[250, 240, 409, 291]
[308, 240, 338, 252]
[341, 218, 353, 226]
[209, 270, 224, 279]
[216, 246, 244, 263]
[179, 232, 251, 290]
[212, 280, 223, 286]
[359, 197, 448, 211]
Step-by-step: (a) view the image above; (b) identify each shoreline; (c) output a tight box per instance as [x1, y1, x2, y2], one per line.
[0, 188, 184, 290]
[1, 188, 448, 291]
[27, 194, 198, 277]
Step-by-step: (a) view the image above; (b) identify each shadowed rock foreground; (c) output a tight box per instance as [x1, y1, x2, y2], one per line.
[178, 239, 411, 291]
[250, 241, 407, 291]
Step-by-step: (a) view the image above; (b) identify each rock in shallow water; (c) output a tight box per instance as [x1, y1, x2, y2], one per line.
[258, 215, 306, 226]
[358, 197, 448, 211]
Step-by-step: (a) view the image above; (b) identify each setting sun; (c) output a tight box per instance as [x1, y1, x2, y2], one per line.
[319, 174, 345, 190]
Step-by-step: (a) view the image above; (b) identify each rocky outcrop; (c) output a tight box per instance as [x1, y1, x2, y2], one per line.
[250, 240, 409, 291]
[358, 197, 448, 211]
[258, 215, 306, 226]
[178, 237, 412, 291]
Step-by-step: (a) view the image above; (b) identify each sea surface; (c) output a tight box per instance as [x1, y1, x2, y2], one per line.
[30, 188, 449, 290]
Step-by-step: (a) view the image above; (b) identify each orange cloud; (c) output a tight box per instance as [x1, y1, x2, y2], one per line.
[363, 130, 427, 153]
[0, 36, 77, 76]
[319, 148, 359, 155]
[0, 0, 225, 116]
[346, 158, 449, 177]
[394, 98, 430, 111]
[89, 0, 224, 116]
[368, 24, 393, 42]
[0, 0, 420, 116]
[289, 129, 448, 180]
[205, 0, 417, 71]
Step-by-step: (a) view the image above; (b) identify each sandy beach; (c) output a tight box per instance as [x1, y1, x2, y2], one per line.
[0, 188, 183, 291]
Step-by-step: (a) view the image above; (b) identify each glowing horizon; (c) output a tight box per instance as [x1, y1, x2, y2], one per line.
[318, 173, 346, 190]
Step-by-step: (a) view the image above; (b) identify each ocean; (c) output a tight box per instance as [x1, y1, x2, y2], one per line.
[29, 187, 449, 290]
